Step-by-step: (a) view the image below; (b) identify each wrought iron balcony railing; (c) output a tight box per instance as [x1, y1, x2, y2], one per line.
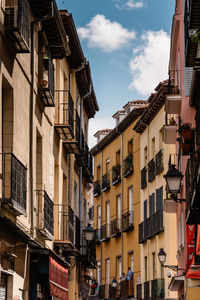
[111, 218, 121, 237]
[93, 180, 101, 197]
[102, 173, 110, 192]
[112, 164, 121, 185]
[3, 153, 27, 216]
[184, 0, 200, 67]
[54, 90, 74, 140]
[75, 215, 80, 251]
[144, 281, 150, 300]
[38, 52, 55, 107]
[151, 278, 165, 300]
[141, 166, 147, 189]
[54, 204, 75, 245]
[123, 154, 133, 178]
[4, 0, 30, 52]
[122, 210, 134, 232]
[81, 142, 93, 182]
[148, 158, 155, 182]
[100, 223, 110, 241]
[36, 190, 54, 240]
[63, 111, 84, 155]
[138, 211, 164, 243]
[80, 235, 96, 269]
[155, 150, 164, 175]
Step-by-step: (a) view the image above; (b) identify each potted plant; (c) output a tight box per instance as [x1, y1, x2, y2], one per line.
[180, 142, 190, 155]
[178, 122, 193, 142]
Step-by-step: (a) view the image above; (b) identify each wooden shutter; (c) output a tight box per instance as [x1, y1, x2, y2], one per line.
[144, 200, 147, 220]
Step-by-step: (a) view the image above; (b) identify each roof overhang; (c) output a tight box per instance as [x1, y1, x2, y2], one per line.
[30, 0, 70, 59]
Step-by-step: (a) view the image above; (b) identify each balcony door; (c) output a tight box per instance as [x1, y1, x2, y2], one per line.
[106, 202, 110, 237]
[117, 195, 121, 230]
[106, 259, 110, 298]
[97, 206, 101, 239]
[97, 261, 101, 286]
[128, 187, 133, 225]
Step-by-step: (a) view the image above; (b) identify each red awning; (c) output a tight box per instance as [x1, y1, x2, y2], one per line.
[49, 255, 69, 300]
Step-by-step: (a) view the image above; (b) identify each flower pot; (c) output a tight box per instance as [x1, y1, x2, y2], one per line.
[180, 143, 190, 155]
[180, 128, 193, 142]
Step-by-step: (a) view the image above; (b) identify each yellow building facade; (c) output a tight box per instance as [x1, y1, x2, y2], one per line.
[134, 82, 178, 300]
[91, 101, 147, 299]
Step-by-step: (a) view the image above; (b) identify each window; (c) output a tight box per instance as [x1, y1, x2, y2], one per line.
[152, 252, 156, 279]
[149, 193, 155, 217]
[74, 181, 78, 216]
[116, 150, 120, 165]
[97, 206, 101, 230]
[156, 186, 163, 211]
[144, 147, 148, 166]
[144, 256, 147, 282]
[117, 195, 121, 230]
[128, 139, 133, 155]
[116, 256, 122, 279]
[159, 129, 163, 149]
[128, 187, 133, 224]
[97, 166, 101, 181]
[106, 202, 110, 237]
[105, 259, 110, 298]
[106, 159, 110, 174]
[151, 137, 155, 158]
[144, 200, 147, 220]
[128, 252, 134, 272]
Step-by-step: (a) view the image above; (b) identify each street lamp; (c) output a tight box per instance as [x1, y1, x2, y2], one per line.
[163, 164, 185, 202]
[158, 248, 185, 272]
[83, 224, 96, 242]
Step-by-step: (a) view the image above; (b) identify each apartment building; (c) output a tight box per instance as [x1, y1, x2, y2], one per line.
[134, 81, 177, 300]
[91, 100, 147, 300]
[0, 1, 98, 299]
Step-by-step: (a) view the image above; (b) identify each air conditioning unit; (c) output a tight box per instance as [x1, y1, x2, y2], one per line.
[4, 5, 18, 30]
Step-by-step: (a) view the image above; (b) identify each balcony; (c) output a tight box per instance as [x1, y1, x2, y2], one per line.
[148, 158, 155, 182]
[137, 284, 142, 300]
[184, 0, 200, 67]
[54, 90, 74, 140]
[63, 111, 84, 155]
[138, 211, 164, 243]
[163, 114, 177, 144]
[93, 180, 101, 197]
[165, 70, 181, 114]
[111, 218, 121, 237]
[54, 205, 75, 244]
[120, 279, 134, 298]
[144, 281, 150, 300]
[101, 223, 110, 241]
[4, 0, 30, 53]
[36, 190, 54, 240]
[155, 150, 164, 175]
[141, 166, 147, 189]
[122, 210, 134, 232]
[123, 154, 133, 178]
[38, 52, 55, 107]
[82, 143, 93, 182]
[151, 279, 165, 300]
[102, 173, 110, 192]
[112, 164, 121, 185]
[3, 153, 27, 216]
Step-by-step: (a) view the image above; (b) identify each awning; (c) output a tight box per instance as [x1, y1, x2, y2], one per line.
[49, 255, 68, 300]
[168, 275, 185, 291]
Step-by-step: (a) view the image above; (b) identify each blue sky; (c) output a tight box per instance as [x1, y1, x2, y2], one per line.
[57, 0, 175, 147]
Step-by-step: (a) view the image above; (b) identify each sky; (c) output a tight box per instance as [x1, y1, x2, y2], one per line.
[57, 0, 175, 147]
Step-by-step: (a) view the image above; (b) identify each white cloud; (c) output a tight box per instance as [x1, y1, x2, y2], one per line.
[129, 30, 170, 96]
[89, 116, 115, 149]
[77, 14, 136, 52]
[115, 0, 144, 10]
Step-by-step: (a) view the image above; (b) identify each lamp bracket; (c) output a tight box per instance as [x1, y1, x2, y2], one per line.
[162, 264, 185, 272]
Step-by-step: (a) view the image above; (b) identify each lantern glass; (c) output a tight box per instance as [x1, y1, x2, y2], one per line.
[164, 165, 183, 195]
[158, 248, 166, 264]
[83, 224, 95, 241]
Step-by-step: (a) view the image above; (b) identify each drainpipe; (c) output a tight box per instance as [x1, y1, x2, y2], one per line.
[100, 150, 103, 285]
[30, 22, 35, 234]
